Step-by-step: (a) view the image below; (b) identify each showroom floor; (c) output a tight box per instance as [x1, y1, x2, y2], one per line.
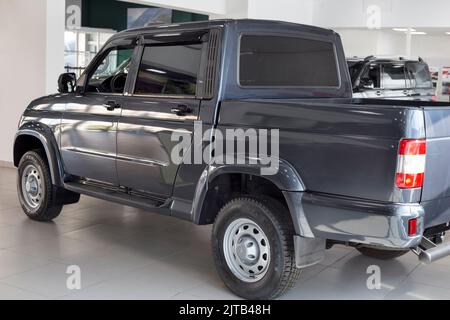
[0, 166, 450, 300]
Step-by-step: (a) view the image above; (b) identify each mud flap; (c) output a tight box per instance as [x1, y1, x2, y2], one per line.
[53, 186, 80, 205]
[294, 235, 326, 268]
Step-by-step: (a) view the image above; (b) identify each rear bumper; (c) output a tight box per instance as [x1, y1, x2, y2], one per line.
[284, 191, 425, 249]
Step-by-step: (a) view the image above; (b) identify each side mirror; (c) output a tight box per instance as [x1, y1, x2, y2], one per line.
[58, 73, 77, 93]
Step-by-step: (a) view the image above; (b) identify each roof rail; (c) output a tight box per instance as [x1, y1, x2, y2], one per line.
[362, 55, 423, 62]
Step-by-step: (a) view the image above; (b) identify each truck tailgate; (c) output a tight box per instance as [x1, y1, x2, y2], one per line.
[422, 107, 450, 227]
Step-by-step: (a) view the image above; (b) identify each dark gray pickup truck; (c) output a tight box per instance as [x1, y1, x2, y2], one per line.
[13, 19, 450, 299]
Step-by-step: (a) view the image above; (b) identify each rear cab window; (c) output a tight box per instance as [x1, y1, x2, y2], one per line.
[239, 35, 340, 87]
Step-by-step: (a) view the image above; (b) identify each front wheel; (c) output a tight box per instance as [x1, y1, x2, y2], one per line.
[17, 150, 63, 221]
[212, 197, 301, 300]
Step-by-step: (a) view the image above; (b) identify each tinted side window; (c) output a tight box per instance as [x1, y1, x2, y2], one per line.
[239, 35, 339, 87]
[382, 64, 406, 89]
[134, 43, 202, 96]
[86, 47, 134, 94]
[407, 62, 433, 88]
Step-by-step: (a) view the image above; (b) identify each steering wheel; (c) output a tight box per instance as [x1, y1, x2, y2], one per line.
[110, 73, 127, 93]
[97, 75, 114, 93]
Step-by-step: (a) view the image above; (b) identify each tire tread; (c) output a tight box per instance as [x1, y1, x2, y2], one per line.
[212, 196, 301, 299]
[17, 150, 62, 221]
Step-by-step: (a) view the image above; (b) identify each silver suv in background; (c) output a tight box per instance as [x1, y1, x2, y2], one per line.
[348, 56, 435, 100]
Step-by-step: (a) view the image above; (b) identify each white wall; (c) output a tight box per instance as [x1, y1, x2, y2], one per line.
[0, 0, 64, 163]
[209, 0, 248, 19]
[337, 29, 406, 57]
[247, 0, 313, 25]
[337, 28, 450, 71]
[411, 36, 450, 69]
[313, 0, 450, 29]
[337, 29, 379, 57]
[0, 0, 47, 163]
[46, 0, 65, 94]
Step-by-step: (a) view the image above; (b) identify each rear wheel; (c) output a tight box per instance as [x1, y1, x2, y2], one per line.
[212, 196, 301, 300]
[356, 246, 409, 260]
[17, 150, 63, 221]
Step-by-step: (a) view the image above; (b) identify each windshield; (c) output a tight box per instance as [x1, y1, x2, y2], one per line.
[406, 62, 433, 89]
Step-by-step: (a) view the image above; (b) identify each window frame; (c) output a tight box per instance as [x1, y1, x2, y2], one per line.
[236, 32, 342, 89]
[82, 43, 138, 96]
[130, 41, 204, 99]
[125, 30, 211, 100]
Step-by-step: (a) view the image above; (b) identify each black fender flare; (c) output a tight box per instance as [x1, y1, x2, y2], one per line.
[191, 159, 310, 236]
[14, 122, 65, 186]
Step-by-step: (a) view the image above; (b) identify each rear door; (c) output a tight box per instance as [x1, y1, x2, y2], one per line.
[116, 31, 206, 198]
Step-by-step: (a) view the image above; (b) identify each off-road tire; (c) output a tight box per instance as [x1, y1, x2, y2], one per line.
[212, 196, 301, 300]
[17, 150, 63, 221]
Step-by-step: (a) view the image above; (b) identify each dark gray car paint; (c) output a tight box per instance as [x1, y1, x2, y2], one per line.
[13, 20, 450, 250]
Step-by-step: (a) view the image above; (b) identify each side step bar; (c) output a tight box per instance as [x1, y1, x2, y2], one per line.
[415, 237, 450, 264]
[64, 181, 170, 213]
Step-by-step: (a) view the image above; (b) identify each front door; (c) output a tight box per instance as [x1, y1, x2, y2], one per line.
[61, 44, 135, 185]
[117, 37, 204, 198]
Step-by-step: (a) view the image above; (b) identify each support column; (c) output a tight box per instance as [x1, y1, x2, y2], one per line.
[45, 0, 65, 94]
[406, 27, 412, 57]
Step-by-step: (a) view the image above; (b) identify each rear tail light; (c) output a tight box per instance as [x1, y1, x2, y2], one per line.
[431, 95, 437, 102]
[395, 139, 426, 189]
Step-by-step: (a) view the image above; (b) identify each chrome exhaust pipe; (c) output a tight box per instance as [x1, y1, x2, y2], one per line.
[416, 236, 450, 264]
[419, 242, 450, 264]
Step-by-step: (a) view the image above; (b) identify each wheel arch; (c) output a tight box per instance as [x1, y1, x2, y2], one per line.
[192, 160, 307, 235]
[14, 123, 64, 186]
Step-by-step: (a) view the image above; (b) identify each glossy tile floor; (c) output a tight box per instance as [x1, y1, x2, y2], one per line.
[1, 166, 450, 300]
